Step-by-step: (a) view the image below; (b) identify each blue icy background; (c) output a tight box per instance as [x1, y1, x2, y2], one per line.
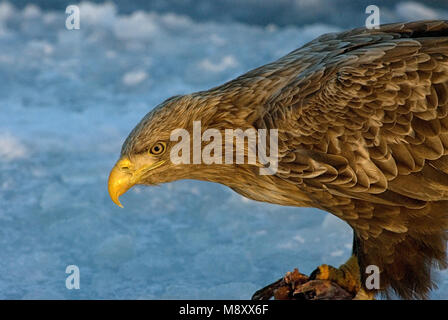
[1, 0, 447, 299]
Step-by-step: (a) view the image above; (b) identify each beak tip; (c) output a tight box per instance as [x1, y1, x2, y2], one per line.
[108, 161, 133, 209]
[110, 194, 124, 208]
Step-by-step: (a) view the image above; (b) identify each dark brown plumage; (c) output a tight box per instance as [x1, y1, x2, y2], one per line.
[109, 20, 448, 299]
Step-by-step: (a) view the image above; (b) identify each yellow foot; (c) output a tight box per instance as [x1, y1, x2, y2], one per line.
[309, 263, 360, 294]
[309, 255, 374, 299]
[353, 288, 375, 300]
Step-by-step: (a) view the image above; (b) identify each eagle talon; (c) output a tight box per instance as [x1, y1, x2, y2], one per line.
[309, 264, 332, 282]
[310, 256, 362, 296]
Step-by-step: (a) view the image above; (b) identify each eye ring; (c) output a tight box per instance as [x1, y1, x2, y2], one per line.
[149, 142, 166, 156]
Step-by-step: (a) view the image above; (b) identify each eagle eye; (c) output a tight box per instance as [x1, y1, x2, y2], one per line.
[149, 142, 166, 156]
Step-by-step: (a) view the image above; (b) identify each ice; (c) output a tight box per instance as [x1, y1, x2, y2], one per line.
[0, 132, 27, 161]
[395, 2, 444, 20]
[0, 0, 447, 300]
[0, 2, 15, 21]
[198, 55, 239, 73]
[78, 2, 117, 27]
[122, 70, 148, 86]
[22, 4, 41, 19]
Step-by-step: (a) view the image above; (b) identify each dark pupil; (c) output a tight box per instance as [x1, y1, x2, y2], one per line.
[153, 145, 161, 153]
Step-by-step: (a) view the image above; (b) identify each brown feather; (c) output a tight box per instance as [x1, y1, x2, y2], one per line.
[122, 20, 448, 299]
[253, 20, 448, 299]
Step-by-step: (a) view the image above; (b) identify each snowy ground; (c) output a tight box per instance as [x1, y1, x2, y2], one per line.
[0, 1, 447, 299]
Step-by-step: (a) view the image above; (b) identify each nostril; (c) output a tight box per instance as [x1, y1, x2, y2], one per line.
[117, 158, 132, 171]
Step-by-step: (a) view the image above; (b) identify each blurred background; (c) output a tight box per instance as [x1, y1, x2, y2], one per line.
[0, 0, 447, 299]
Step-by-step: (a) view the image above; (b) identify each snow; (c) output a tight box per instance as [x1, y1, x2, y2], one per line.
[0, 132, 27, 161]
[22, 4, 41, 19]
[395, 2, 444, 21]
[122, 70, 148, 86]
[198, 55, 239, 73]
[0, 0, 447, 299]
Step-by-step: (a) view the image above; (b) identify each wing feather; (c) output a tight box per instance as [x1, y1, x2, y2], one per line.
[253, 20, 448, 298]
[260, 21, 448, 207]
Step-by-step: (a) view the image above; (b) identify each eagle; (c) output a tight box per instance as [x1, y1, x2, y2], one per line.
[108, 20, 448, 299]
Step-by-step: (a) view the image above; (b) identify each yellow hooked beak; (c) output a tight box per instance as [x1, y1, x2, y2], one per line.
[108, 157, 166, 208]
